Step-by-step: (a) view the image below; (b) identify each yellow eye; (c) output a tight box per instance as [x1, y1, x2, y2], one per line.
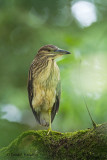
[47, 49, 51, 52]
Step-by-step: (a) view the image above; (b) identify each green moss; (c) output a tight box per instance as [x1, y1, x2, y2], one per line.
[0, 123, 107, 160]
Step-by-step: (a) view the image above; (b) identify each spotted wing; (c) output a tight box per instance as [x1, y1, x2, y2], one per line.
[51, 80, 61, 122]
[27, 66, 40, 123]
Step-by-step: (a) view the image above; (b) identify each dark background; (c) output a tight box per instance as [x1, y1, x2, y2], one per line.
[0, 0, 107, 148]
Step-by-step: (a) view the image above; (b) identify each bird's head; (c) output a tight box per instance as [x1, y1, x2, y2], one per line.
[37, 44, 71, 59]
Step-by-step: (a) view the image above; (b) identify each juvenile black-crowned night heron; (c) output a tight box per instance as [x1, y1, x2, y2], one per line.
[28, 44, 71, 134]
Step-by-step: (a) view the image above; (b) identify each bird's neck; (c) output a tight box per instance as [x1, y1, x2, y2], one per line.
[33, 57, 59, 83]
[33, 56, 53, 74]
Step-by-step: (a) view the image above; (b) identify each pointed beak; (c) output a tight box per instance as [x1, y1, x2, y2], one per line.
[54, 49, 71, 55]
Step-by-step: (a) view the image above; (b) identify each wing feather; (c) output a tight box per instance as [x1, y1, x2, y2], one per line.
[27, 66, 41, 123]
[28, 67, 33, 107]
[51, 80, 61, 122]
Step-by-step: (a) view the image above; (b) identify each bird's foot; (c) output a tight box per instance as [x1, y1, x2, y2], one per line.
[47, 127, 52, 135]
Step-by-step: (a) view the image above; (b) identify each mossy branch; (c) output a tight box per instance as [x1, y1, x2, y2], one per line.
[0, 123, 107, 160]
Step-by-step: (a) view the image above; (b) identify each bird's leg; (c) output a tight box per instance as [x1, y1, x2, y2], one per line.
[47, 109, 52, 135]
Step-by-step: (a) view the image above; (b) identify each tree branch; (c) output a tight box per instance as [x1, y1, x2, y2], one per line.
[0, 123, 107, 160]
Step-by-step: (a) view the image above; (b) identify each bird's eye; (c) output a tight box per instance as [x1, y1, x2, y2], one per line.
[47, 49, 51, 52]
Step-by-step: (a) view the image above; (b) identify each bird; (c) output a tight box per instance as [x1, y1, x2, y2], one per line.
[28, 44, 71, 134]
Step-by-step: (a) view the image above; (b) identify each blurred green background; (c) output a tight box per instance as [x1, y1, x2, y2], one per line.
[0, 0, 107, 148]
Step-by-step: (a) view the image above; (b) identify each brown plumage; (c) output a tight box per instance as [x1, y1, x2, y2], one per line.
[28, 44, 70, 133]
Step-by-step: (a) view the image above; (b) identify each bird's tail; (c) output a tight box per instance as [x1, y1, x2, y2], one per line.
[39, 111, 50, 127]
[32, 108, 49, 127]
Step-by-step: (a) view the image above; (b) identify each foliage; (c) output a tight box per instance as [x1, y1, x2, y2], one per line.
[0, 119, 29, 148]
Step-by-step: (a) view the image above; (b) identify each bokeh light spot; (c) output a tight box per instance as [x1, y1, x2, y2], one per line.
[71, 1, 97, 27]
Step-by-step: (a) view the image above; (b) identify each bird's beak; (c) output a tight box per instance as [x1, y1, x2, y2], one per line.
[54, 49, 71, 55]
